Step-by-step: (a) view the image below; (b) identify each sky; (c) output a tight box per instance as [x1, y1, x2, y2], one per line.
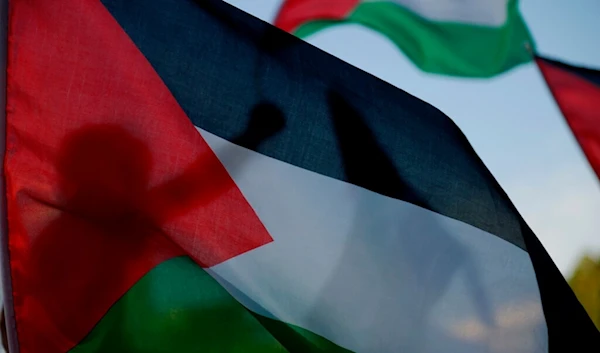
[224, 0, 600, 276]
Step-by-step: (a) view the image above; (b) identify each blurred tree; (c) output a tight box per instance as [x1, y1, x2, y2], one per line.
[568, 255, 600, 330]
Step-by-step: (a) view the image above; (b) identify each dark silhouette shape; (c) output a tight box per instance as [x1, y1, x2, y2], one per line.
[222, 103, 338, 353]
[233, 103, 286, 150]
[305, 90, 496, 352]
[326, 91, 422, 202]
[25, 102, 284, 352]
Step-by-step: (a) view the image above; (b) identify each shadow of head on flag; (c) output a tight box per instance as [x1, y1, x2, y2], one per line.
[26, 102, 285, 349]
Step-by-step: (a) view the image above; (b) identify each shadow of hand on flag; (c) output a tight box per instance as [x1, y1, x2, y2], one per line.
[27, 103, 284, 351]
[147, 102, 285, 224]
[305, 90, 497, 351]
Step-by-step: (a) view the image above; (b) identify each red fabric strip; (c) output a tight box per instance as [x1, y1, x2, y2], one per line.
[536, 57, 600, 181]
[274, 0, 360, 32]
[5, 0, 273, 352]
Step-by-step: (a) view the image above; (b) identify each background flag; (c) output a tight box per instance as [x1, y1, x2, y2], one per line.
[536, 55, 600, 182]
[3, 0, 598, 352]
[274, 0, 534, 77]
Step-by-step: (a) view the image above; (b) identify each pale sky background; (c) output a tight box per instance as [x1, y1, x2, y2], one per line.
[224, 0, 600, 276]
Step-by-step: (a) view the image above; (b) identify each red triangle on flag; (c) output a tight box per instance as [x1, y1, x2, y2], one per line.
[5, 0, 273, 352]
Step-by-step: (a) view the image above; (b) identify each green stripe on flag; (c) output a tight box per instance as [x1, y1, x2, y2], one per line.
[295, 0, 534, 77]
[69, 257, 351, 353]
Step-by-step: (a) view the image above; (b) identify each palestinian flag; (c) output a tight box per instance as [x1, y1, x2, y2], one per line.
[2, 0, 598, 352]
[274, 0, 534, 77]
[535, 55, 600, 182]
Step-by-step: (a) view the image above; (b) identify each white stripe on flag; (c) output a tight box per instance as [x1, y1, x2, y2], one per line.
[365, 0, 510, 26]
[200, 128, 548, 353]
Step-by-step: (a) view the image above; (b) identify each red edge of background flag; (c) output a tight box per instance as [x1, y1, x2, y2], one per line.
[274, 0, 359, 32]
[535, 54, 600, 182]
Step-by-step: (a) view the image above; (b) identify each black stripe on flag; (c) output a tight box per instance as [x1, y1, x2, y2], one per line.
[102, 0, 526, 251]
